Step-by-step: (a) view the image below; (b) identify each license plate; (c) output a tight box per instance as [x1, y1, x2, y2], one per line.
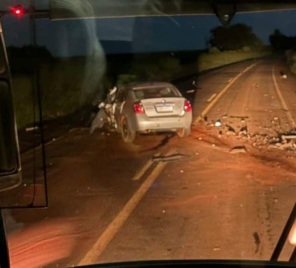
[155, 103, 173, 112]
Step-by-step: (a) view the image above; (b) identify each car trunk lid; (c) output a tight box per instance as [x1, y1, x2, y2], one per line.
[140, 98, 185, 117]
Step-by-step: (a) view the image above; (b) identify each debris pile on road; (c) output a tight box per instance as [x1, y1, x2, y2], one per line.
[202, 116, 296, 151]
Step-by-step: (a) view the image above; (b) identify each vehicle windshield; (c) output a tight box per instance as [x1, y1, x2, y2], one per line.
[0, 0, 295, 267]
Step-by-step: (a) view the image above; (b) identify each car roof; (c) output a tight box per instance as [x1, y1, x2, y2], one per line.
[129, 82, 175, 90]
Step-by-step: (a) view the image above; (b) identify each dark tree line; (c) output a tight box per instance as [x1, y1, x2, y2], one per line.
[7, 45, 53, 74]
[209, 23, 296, 53]
[269, 29, 296, 52]
[209, 23, 263, 51]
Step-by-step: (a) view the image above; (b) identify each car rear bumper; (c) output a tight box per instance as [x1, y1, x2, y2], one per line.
[132, 113, 192, 132]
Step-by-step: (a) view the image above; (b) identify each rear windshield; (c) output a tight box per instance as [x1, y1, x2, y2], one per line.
[134, 86, 180, 99]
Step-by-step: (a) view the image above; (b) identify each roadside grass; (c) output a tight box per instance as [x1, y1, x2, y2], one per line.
[286, 49, 296, 74]
[197, 50, 272, 72]
[12, 75, 35, 129]
[39, 59, 84, 119]
[12, 57, 105, 129]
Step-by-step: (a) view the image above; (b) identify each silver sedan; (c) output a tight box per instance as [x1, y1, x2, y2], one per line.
[114, 82, 193, 142]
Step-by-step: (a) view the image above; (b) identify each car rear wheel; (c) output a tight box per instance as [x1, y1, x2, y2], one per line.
[177, 127, 190, 138]
[121, 118, 136, 143]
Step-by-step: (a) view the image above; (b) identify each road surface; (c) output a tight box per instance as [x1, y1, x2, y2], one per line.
[2, 57, 296, 268]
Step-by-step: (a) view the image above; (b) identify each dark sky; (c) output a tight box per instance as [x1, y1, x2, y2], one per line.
[2, 2, 296, 57]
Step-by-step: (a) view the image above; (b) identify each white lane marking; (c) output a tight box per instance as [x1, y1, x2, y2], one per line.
[272, 65, 296, 128]
[207, 93, 217, 103]
[78, 149, 174, 265]
[194, 63, 256, 124]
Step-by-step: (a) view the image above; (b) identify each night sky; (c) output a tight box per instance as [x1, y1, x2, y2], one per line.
[1, 1, 296, 57]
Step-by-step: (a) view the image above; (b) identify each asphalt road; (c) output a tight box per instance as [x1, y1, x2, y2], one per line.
[2, 57, 296, 268]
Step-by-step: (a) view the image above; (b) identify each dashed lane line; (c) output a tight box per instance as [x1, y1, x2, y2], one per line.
[194, 63, 256, 124]
[132, 160, 153, 181]
[272, 65, 296, 128]
[207, 93, 217, 103]
[78, 149, 175, 265]
[132, 152, 160, 181]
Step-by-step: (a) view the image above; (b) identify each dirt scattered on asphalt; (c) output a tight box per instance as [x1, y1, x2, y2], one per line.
[3, 123, 296, 267]
[97, 123, 295, 264]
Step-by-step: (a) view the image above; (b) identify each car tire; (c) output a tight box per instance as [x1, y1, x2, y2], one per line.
[121, 118, 136, 143]
[177, 127, 191, 138]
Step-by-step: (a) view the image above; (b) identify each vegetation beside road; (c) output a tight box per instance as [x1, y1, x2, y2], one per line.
[10, 48, 272, 130]
[11, 57, 100, 129]
[286, 49, 296, 74]
[198, 23, 272, 72]
[197, 48, 272, 72]
[268, 29, 296, 74]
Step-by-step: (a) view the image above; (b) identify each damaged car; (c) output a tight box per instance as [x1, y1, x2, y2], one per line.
[91, 82, 193, 142]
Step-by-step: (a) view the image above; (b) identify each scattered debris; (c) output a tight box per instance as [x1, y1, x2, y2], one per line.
[281, 134, 296, 141]
[226, 130, 236, 136]
[152, 154, 189, 162]
[25, 126, 39, 132]
[226, 124, 236, 133]
[230, 146, 247, 154]
[240, 125, 248, 133]
[214, 119, 222, 127]
[280, 71, 287, 79]
[201, 114, 296, 151]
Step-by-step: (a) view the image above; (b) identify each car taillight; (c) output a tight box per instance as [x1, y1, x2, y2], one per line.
[133, 102, 144, 113]
[184, 100, 192, 112]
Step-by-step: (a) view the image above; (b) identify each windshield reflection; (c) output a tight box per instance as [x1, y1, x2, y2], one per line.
[0, 1, 295, 267]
